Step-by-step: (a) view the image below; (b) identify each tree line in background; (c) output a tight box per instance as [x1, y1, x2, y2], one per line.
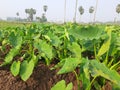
[15, 5, 48, 22]
[4, 1, 120, 23]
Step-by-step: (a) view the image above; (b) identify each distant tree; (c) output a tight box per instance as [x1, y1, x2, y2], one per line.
[25, 8, 36, 21]
[116, 4, 120, 21]
[0, 18, 2, 21]
[42, 5, 48, 23]
[25, 9, 29, 19]
[78, 6, 84, 22]
[116, 4, 120, 14]
[64, 0, 67, 23]
[16, 12, 19, 17]
[43, 5, 48, 13]
[29, 8, 36, 21]
[40, 13, 47, 22]
[74, 0, 78, 23]
[16, 12, 19, 21]
[89, 6, 94, 22]
[94, 0, 98, 22]
[89, 6, 94, 14]
[36, 17, 41, 22]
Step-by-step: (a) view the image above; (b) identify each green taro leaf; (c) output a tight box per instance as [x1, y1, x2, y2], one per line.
[2, 39, 8, 45]
[34, 39, 53, 59]
[67, 42, 81, 58]
[89, 60, 120, 86]
[66, 82, 73, 90]
[51, 59, 65, 70]
[20, 59, 34, 81]
[116, 37, 120, 50]
[51, 80, 73, 90]
[1, 35, 22, 65]
[9, 32, 16, 47]
[44, 31, 61, 47]
[51, 80, 66, 90]
[10, 61, 20, 76]
[32, 54, 38, 65]
[112, 83, 120, 90]
[97, 27, 112, 57]
[4, 47, 20, 64]
[0, 30, 4, 41]
[9, 32, 22, 47]
[58, 58, 80, 74]
[69, 25, 103, 40]
[79, 58, 90, 90]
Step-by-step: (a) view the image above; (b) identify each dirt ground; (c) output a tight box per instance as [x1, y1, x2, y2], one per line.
[0, 61, 113, 90]
[0, 45, 114, 90]
[0, 62, 79, 90]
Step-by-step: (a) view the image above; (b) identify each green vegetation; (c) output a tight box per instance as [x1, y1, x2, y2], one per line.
[51, 80, 73, 90]
[0, 21, 120, 89]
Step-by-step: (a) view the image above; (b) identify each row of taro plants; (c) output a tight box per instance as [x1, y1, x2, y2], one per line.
[0, 23, 120, 90]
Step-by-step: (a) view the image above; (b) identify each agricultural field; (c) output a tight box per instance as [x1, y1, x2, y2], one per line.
[0, 21, 120, 90]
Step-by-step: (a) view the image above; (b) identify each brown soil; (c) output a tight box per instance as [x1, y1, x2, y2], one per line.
[0, 63, 79, 90]
[0, 62, 113, 90]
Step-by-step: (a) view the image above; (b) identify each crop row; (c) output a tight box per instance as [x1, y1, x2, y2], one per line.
[0, 23, 120, 89]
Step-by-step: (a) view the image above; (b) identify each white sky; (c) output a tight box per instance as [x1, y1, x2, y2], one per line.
[0, 0, 120, 22]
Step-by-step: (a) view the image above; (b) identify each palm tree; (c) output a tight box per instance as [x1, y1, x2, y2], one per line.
[29, 8, 36, 21]
[89, 6, 94, 22]
[43, 5, 48, 13]
[116, 4, 120, 22]
[64, 0, 67, 23]
[116, 4, 120, 14]
[25, 9, 29, 21]
[16, 12, 19, 21]
[16, 12, 19, 17]
[74, 0, 78, 23]
[25, 8, 36, 21]
[93, 0, 98, 22]
[78, 6, 84, 22]
[40, 13, 47, 22]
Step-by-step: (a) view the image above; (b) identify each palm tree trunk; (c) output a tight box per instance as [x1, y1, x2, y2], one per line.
[90, 13, 92, 23]
[74, 0, 78, 23]
[64, 0, 66, 23]
[26, 14, 28, 21]
[93, 0, 98, 22]
[79, 15, 81, 23]
[114, 17, 116, 23]
[119, 13, 120, 22]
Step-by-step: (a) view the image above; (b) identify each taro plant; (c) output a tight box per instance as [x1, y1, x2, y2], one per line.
[0, 22, 120, 90]
[52, 24, 120, 90]
[51, 80, 73, 90]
